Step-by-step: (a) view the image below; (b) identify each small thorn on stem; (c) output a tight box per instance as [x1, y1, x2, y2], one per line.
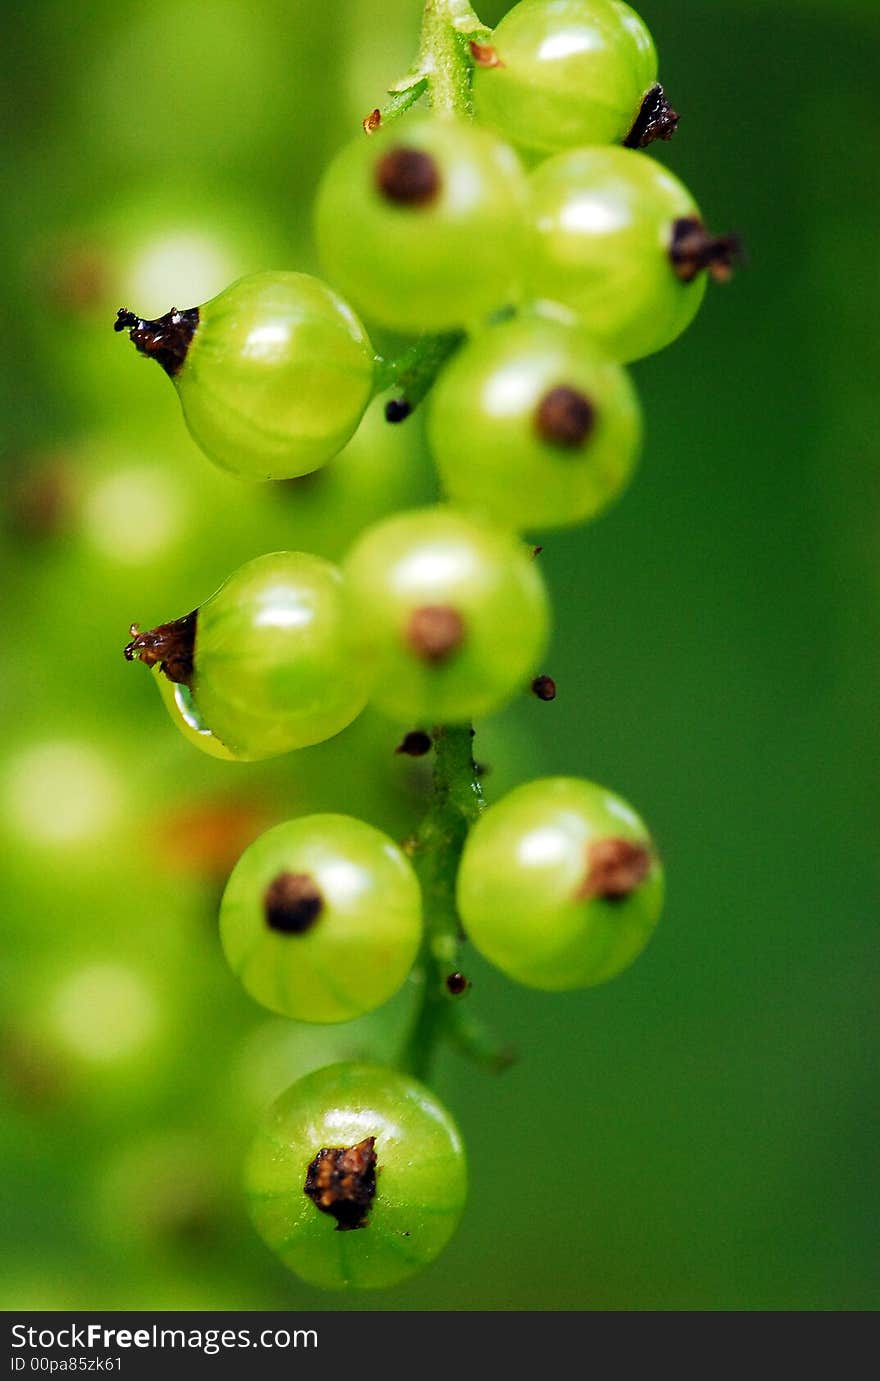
[385, 398, 412, 423]
[532, 546, 543, 559]
[396, 730, 433, 757]
[669, 217, 743, 284]
[624, 84, 680, 149]
[469, 40, 504, 68]
[531, 675, 557, 702]
[576, 838, 652, 902]
[363, 107, 382, 134]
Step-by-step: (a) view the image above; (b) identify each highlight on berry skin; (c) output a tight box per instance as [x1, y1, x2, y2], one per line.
[245, 1064, 467, 1289]
[114, 271, 374, 480]
[220, 815, 423, 1023]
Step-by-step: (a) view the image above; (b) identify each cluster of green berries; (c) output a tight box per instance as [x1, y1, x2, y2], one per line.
[119, 0, 734, 1290]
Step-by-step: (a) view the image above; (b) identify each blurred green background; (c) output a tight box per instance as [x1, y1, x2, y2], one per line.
[2, 0, 877, 1311]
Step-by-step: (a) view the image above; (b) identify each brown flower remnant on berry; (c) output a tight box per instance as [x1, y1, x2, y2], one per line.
[396, 730, 433, 757]
[669, 218, 743, 285]
[535, 386, 595, 449]
[363, 107, 382, 134]
[469, 40, 505, 68]
[576, 838, 652, 902]
[531, 675, 557, 701]
[446, 971, 469, 996]
[263, 872, 324, 935]
[114, 305, 199, 379]
[304, 1136, 378, 1231]
[407, 605, 466, 664]
[124, 611, 197, 688]
[375, 147, 441, 207]
[624, 84, 679, 149]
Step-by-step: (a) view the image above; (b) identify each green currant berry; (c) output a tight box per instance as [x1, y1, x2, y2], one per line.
[427, 312, 642, 531]
[245, 1062, 467, 1289]
[473, 0, 676, 156]
[525, 147, 738, 362]
[114, 272, 374, 480]
[342, 507, 550, 723]
[456, 776, 663, 989]
[220, 815, 422, 1023]
[314, 115, 526, 334]
[125, 552, 369, 760]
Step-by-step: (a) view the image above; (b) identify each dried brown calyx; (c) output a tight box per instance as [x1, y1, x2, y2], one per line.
[263, 872, 324, 935]
[363, 107, 382, 134]
[624, 84, 680, 149]
[124, 611, 197, 688]
[304, 1136, 378, 1231]
[535, 386, 596, 449]
[469, 40, 504, 68]
[407, 605, 466, 664]
[375, 147, 441, 207]
[669, 218, 743, 284]
[114, 305, 199, 379]
[577, 838, 652, 902]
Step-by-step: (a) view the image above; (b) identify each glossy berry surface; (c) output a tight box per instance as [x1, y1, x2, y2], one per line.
[128, 552, 369, 760]
[525, 147, 707, 362]
[342, 507, 550, 723]
[245, 1063, 467, 1289]
[220, 815, 422, 1023]
[473, 0, 660, 155]
[122, 272, 375, 480]
[427, 312, 642, 530]
[457, 777, 663, 989]
[314, 115, 527, 333]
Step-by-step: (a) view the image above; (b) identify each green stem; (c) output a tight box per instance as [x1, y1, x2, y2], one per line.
[417, 0, 486, 116]
[403, 725, 483, 1081]
[373, 330, 464, 417]
[369, 2, 489, 417]
[373, 0, 488, 130]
